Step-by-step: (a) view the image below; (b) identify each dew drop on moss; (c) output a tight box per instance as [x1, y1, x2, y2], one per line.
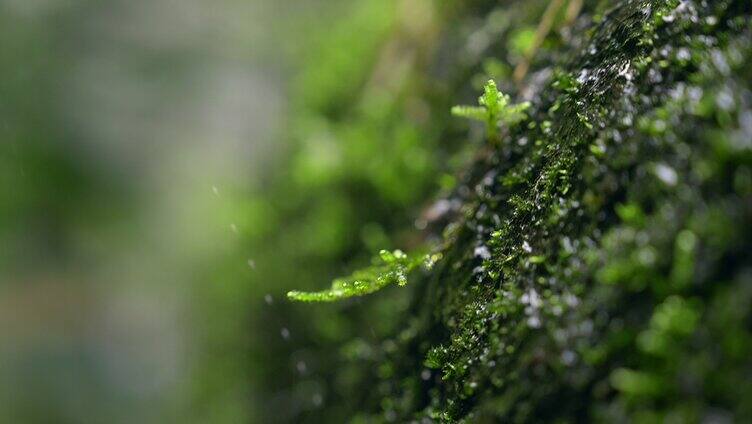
[474, 245, 491, 260]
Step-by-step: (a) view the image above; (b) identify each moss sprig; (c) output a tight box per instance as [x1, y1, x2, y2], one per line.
[451, 79, 530, 143]
[287, 249, 442, 302]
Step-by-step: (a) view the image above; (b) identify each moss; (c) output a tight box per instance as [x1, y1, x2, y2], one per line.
[287, 250, 442, 302]
[275, 0, 752, 422]
[451, 79, 531, 143]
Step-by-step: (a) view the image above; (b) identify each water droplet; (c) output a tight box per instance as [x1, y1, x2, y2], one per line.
[676, 47, 691, 62]
[617, 62, 633, 82]
[248, 259, 256, 269]
[264, 294, 273, 305]
[653, 163, 678, 186]
[296, 361, 307, 373]
[527, 316, 542, 328]
[421, 369, 431, 380]
[577, 68, 591, 84]
[280, 328, 290, 340]
[474, 245, 491, 260]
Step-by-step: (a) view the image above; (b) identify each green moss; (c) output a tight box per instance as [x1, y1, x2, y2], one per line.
[287, 250, 441, 302]
[451, 79, 531, 143]
[275, 0, 752, 422]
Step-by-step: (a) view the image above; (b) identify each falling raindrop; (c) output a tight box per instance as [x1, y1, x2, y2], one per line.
[248, 259, 256, 269]
[280, 328, 290, 340]
[296, 361, 307, 373]
[421, 370, 432, 381]
[264, 294, 273, 305]
[212, 186, 220, 196]
[230, 223, 239, 234]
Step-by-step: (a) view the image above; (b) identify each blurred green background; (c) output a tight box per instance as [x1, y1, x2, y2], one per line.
[0, 0, 463, 421]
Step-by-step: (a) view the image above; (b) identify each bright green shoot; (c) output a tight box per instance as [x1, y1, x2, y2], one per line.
[287, 249, 442, 302]
[451, 79, 530, 142]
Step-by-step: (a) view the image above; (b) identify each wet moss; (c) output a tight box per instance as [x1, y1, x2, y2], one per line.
[281, 0, 752, 422]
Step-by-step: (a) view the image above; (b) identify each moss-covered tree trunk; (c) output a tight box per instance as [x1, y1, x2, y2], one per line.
[268, 0, 752, 422]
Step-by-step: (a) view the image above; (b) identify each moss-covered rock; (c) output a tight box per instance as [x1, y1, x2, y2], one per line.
[273, 0, 752, 422]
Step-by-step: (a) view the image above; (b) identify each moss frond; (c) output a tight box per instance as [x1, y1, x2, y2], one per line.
[287, 250, 442, 302]
[451, 79, 530, 142]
